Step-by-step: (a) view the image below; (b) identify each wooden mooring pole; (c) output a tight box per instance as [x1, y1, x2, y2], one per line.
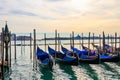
[44, 33, 46, 52]
[70, 34, 72, 48]
[24, 36, 25, 52]
[58, 33, 60, 52]
[88, 32, 90, 49]
[102, 31, 105, 53]
[9, 32, 11, 68]
[115, 32, 117, 51]
[92, 33, 94, 50]
[55, 30, 57, 51]
[14, 34, 16, 60]
[33, 29, 37, 70]
[7, 32, 11, 73]
[99, 34, 101, 50]
[119, 35, 120, 48]
[55, 30, 57, 58]
[107, 34, 109, 45]
[72, 31, 74, 49]
[81, 33, 84, 49]
[88, 32, 90, 56]
[1, 28, 4, 80]
[79, 34, 81, 49]
[110, 35, 113, 52]
[72, 31, 75, 56]
[21, 37, 23, 54]
[5, 31, 10, 74]
[30, 33, 32, 59]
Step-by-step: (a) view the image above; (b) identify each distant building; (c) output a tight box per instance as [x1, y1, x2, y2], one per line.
[16, 36, 32, 41]
[11, 33, 16, 40]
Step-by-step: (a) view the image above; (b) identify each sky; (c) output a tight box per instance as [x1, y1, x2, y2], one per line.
[0, 0, 120, 35]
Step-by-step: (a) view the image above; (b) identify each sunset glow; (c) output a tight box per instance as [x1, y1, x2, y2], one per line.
[0, 0, 119, 34]
[71, 0, 90, 12]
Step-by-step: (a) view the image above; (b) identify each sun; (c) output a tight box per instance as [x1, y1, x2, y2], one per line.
[71, 0, 90, 12]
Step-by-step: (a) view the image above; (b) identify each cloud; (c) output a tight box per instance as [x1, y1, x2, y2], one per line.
[9, 9, 56, 20]
[0, 0, 120, 33]
[77, 0, 120, 20]
[0, 0, 57, 20]
[0, 6, 3, 9]
[0, 0, 72, 19]
[39, 15, 56, 20]
[10, 10, 38, 16]
[44, 0, 68, 2]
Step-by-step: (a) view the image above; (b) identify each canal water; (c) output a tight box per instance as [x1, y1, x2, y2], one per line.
[4, 33, 120, 80]
[5, 43, 120, 80]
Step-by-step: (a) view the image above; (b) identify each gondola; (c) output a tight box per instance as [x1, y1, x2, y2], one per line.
[100, 53, 119, 62]
[92, 43, 120, 62]
[71, 46, 100, 64]
[48, 46, 78, 65]
[36, 46, 54, 70]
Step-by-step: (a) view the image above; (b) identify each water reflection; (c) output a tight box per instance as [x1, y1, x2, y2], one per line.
[4, 43, 120, 80]
[72, 65, 92, 80]
[58, 63, 77, 80]
[100, 62, 120, 79]
[102, 63, 118, 73]
[116, 62, 120, 66]
[104, 62, 120, 79]
[53, 64, 71, 80]
[39, 66, 53, 80]
[80, 63, 98, 80]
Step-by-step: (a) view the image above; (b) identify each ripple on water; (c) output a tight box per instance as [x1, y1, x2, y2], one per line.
[90, 63, 120, 80]
[90, 64, 108, 80]
[53, 64, 72, 80]
[104, 62, 120, 79]
[8, 45, 120, 80]
[80, 64, 98, 80]
[72, 65, 93, 80]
